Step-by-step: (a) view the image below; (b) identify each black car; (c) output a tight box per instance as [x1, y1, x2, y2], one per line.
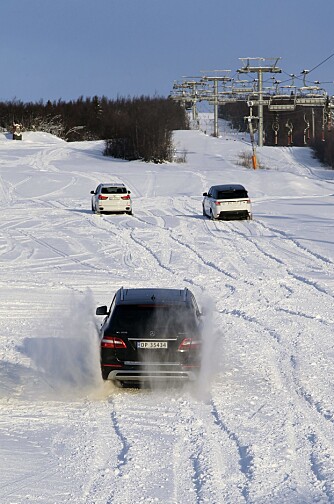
[96, 287, 202, 385]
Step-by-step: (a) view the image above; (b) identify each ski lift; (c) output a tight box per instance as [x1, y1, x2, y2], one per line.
[272, 115, 279, 145]
[303, 114, 310, 145]
[299, 86, 326, 98]
[268, 94, 296, 111]
[298, 86, 327, 106]
[285, 120, 293, 146]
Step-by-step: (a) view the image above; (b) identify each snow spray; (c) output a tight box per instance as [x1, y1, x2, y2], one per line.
[19, 289, 103, 400]
[195, 293, 223, 402]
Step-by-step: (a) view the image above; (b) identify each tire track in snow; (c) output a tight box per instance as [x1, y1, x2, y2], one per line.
[220, 298, 334, 434]
[112, 205, 334, 330]
[288, 351, 334, 460]
[86, 209, 223, 290]
[27, 145, 69, 172]
[253, 220, 333, 266]
[88, 396, 133, 504]
[109, 398, 131, 474]
[70, 395, 129, 504]
[118, 199, 248, 284]
[126, 209, 255, 289]
[102, 390, 191, 503]
[89, 215, 179, 285]
[11, 229, 110, 273]
[205, 214, 333, 280]
[95, 389, 246, 504]
[174, 398, 208, 504]
[282, 147, 334, 186]
[210, 399, 252, 501]
[211, 359, 334, 502]
[212, 271, 334, 503]
[174, 394, 247, 503]
[199, 218, 334, 316]
[235, 219, 334, 298]
[307, 432, 334, 502]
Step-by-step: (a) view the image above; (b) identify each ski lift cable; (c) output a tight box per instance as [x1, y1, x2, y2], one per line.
[306, 51, 334, 75]
[277, 71, 321, 89]
[278, 51, 334, 85]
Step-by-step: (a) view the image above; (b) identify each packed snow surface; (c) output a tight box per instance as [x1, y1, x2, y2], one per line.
[0, 115, 334, 503]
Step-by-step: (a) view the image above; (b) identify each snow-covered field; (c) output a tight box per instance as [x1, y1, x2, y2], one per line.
[1, 115, 334, 503]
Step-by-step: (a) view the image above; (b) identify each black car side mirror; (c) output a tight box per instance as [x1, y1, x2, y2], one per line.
[90, 190, 95, 194]
[203, 192, 207, 197]
[96, 305, 108, 315]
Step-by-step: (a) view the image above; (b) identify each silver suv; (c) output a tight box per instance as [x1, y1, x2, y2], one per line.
[202, 184, 252, 220]
[91, 183, 132, 215]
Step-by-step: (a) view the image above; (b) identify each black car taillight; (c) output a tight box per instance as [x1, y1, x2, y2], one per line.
[178, 338, 201, 351]
[101, 336, 127, 349]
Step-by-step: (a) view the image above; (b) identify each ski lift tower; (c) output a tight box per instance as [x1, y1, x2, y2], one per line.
[238, 57, 281, 147]
[201, 70, 232, 137]
[180, 76, 204, 123]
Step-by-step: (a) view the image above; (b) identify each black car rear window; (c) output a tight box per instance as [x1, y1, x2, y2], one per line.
[101, 187, 127, 194]
[109, 305, 196, 334]
[216, 190, 248, 199]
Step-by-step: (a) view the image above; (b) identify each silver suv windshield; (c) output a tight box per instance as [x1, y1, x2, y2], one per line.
[216, 190, 248, 199]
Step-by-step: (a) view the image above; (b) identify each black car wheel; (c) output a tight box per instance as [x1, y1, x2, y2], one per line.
[101, 369, 109, 380]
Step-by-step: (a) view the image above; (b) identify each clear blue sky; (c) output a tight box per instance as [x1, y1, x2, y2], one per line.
[1, 0, 333, 103]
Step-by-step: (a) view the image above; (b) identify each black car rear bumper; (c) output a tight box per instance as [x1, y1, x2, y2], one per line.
[102, 363, 199, 382]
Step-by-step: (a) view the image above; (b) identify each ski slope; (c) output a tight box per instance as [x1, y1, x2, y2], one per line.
[0, 116, 334, 503]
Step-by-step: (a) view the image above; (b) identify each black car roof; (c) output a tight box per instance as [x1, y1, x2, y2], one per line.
[116, 288, 192, 305]
[210, 184, 246, 191]
[100, 183, 126, 188]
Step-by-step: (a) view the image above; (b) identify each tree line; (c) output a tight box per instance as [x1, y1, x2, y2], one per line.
[3, 93, 333, 168]
[0, 95, 188, 163]
[219, 102, 334, 169]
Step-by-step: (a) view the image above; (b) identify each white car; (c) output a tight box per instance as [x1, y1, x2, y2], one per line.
[91, 183, 132, 215]
[202, 184, 252, 220]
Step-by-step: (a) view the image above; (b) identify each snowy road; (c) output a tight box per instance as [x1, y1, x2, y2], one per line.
[0, 120, 334, 503]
